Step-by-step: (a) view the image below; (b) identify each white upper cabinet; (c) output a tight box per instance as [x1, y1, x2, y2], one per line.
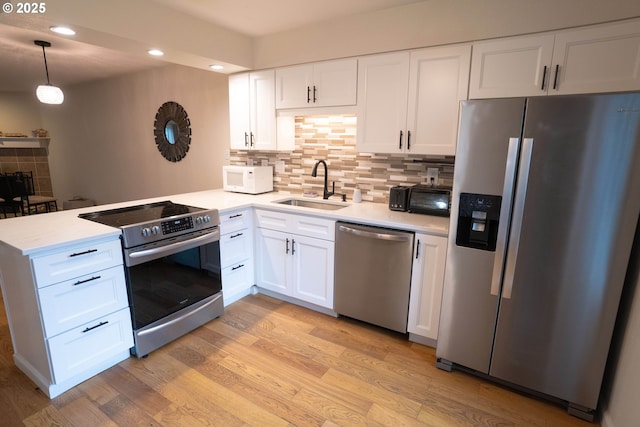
[552, 20, 640, 95]
[229, 70, 284, 151]
[470, 19, 640, 98]
[356, 52, 410, 154]
[275, 58, 357, 109]
[469, 35, 555, 98]
[357, 45, 470, 155]
[406, 45, 471, 156]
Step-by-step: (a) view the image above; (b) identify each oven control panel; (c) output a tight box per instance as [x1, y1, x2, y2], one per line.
[130, 213, 216, 248]
[162, 216, 194, 234]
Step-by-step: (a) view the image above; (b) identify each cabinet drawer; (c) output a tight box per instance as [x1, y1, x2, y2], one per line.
[222, 260, 254, 303]
[220, 230, 252, 267]
[220, 210, 252, 235]
[32, 239, 123, 288]
[48, 307, 133, 384]
[255, 209, 335, 241]
[38, 266, 129, 337]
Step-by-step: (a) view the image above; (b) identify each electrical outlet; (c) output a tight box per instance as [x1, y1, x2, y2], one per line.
[275, 160, 285, 173]
[261, 159, 268, 166]
[426, 168, 439, 186]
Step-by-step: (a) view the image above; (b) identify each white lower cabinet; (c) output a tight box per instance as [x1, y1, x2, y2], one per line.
[0, 236, 133, 398]
[48, 308, 132, 384]
[219, 209, 255, 305]
[254, 210, 335, 310]
[407, 233, 448, 344]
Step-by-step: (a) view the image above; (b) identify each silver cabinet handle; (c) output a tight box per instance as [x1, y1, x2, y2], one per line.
[490, 137, 520, 296]
[502, 138, 534, 300]
[338, 224, 412, 242]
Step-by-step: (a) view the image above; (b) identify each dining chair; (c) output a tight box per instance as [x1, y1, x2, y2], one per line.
[0, 175, 24, 218]
[11, 171, 58, 215]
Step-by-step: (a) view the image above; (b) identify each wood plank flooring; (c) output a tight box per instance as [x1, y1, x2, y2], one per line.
[0, 293, 599, 426]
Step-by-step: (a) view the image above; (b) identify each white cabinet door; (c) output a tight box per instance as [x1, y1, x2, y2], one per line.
[228, 73, 251, 149]
[275, 64, 312, 109]
[249, 70, 277, 150]
[255, 228, 289, 294]
[48, 308, 133, 384]
[356, 51, 410, 154]
[406, 45, 470, 156]
[228, 70, 277, 150]
[275, 59, 357, 109]
[290, 235, 334, 309]
[552, 20, 640, 95]
[407, 234, 447, 342]
[469, 34, 555, 99]
[357, 47, 469, 155]
[312, 59, 357, 108]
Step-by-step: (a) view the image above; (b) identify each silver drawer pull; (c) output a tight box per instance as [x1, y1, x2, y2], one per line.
[69, 248, 98, 257]
[73, 275, 101, 286]
[82, 321, 108, 333]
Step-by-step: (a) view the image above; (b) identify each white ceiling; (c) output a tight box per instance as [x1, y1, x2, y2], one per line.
[0, 0, 425, 93]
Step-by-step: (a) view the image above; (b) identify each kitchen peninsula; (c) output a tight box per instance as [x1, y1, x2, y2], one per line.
[0, 189, 448, 398]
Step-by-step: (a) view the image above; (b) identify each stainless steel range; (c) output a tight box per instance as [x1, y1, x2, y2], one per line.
[79, 201, 223, 357]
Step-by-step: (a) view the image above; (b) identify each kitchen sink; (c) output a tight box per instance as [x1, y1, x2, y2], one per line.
[273, 198, 348, 210]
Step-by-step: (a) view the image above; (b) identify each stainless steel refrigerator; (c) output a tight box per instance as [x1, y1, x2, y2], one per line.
[436, 93, 640, 421]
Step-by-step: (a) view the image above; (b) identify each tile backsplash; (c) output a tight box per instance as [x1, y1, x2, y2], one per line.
[230, 115, 454, 204]
[0, 148, 53, 197]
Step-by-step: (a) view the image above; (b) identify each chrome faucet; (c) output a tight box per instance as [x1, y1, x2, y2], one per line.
[311, 160, 334, 200]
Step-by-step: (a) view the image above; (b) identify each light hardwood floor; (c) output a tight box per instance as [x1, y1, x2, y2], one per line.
[1, 293, 598, 426]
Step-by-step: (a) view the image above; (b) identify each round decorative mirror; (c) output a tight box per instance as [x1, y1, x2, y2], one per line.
[153, 101, 191, 162]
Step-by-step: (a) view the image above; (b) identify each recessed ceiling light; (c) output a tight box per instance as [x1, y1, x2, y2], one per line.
[148, 49, 164, 56]
[50, 26, 76, 36]
[209, 64, 224, 70]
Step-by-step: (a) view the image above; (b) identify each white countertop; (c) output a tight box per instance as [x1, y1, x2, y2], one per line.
[0, 189, 450, 256]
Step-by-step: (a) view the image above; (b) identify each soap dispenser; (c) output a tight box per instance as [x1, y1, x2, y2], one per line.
[353, 185, 362, 203]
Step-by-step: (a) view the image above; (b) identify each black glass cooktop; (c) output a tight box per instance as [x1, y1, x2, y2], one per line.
[78, 201, 206, 228]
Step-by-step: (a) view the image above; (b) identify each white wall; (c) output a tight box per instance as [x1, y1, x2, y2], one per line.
[40, 64, 229, 206]
[0, 92, 43, 135]
[254, 0, 640, 69]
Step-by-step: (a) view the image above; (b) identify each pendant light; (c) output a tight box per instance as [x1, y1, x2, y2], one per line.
[34, 40, 64, 105]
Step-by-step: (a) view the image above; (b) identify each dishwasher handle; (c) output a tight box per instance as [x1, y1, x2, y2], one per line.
[338, 224, 412, 242]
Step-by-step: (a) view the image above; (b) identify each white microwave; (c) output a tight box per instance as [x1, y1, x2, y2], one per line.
[222, 165, 273, 194]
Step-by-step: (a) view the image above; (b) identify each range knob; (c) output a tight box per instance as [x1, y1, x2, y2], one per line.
[203, 215, 211, 223]
[141, 227, 151, 237]
[151, 225, 161, 235]
[195, 216, 203, 225]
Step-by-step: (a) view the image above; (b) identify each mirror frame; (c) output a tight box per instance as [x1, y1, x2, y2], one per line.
[153, 101, 191, 162]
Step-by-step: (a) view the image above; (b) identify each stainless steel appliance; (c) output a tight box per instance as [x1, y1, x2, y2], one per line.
[79, 201, 223, 357]
[407, 185, 451, 216]
[334, 222, 414, 333]
[437, 94, 640, 421]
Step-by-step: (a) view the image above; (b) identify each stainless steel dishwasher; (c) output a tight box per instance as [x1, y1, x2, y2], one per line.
[334, 222, 414, 333]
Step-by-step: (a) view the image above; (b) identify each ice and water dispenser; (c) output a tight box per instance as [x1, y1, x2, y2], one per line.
[455, 193, 502, 251]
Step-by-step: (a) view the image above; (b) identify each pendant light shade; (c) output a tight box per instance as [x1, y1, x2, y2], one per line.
[36, 84, 64, 104]
[34, 40, 64, 105]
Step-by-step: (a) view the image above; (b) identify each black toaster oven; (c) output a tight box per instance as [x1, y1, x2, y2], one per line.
[408, 185, 451, 216]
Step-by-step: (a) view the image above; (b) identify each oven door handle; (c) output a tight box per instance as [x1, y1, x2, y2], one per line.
[126, 231, 218, 266]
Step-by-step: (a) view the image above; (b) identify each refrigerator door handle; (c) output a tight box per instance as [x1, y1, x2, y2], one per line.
[501, 137, 534, 300]
[490, 137, 521, 296]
